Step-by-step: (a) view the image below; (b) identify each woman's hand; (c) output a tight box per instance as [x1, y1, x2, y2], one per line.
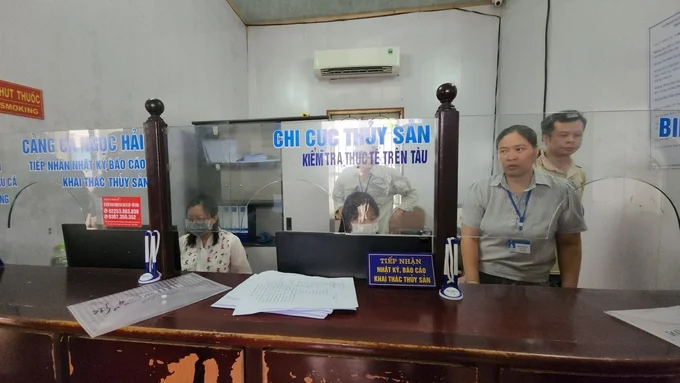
[459, 275, 479, 284]
[556, 233, 582, 288]
[460, 225, 481, 284]
[463, 277, 479, 284]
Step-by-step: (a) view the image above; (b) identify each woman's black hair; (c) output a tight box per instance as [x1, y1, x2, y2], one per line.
[495, 125, 538, 149]
[341, 192, 380, 233]
[186, 194, 220, 248]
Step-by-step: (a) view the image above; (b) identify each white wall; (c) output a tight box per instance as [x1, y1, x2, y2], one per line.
[496, 0, 546, 131]
[247, 7, 501, 228]
[0, 0, 248, 133]
[247, 8, 500, 118]
[0, 0, 248, 265]
[498, 0, 680, 290]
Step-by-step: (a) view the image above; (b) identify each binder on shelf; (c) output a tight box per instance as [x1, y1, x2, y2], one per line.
[230, 206, 239, 232]
[239, 206, 248, 233]
[218, 206, 230, 231]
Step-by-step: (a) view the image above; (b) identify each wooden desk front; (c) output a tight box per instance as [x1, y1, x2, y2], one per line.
[0, 265, 678, 382]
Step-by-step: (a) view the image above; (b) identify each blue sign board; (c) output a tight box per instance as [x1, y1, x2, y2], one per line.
[367, 253, 436, 288]
[659, 117, 680, 138]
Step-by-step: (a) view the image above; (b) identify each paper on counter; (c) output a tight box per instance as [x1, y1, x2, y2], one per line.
[211, 294, 330, 319]
[234, 272, 357, 313]
[211, 271, 358, 319]
[68, 274, 230, 338]
[606, 305, 680, 348]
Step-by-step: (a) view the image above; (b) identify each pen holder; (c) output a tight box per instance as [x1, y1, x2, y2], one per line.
[139, 265, 162, 284]
[439, 274, 463, 301]
[138, 230, 161, 284]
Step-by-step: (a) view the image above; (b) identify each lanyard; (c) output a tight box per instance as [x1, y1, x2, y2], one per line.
[506, 190, 531, 230]
[358, 173, 373, 193]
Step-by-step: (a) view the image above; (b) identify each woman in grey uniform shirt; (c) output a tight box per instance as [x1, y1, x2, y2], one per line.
[461, 125, 587, 287]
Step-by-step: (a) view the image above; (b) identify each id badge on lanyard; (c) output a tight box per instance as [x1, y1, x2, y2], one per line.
[358, 173, 373, 193]
[506, 190, 532, 254]
[506, 189, 531, 231]
[507, 240, 531, 254]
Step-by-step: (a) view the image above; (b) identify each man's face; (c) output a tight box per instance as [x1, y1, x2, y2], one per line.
[543, 120, 584, 157]
[357, 145, 378, 171]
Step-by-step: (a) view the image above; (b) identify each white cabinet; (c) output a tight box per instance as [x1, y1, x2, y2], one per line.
[245, 246, 277, 273]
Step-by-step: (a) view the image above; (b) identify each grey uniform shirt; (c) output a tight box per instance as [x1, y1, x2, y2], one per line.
[461, 172, 587, 283]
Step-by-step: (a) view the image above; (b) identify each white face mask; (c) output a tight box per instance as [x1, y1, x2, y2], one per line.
[351, 222, 379, 234]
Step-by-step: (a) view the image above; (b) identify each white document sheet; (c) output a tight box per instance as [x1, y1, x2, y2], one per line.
[212, 294, 332, 319]
[211, 271, 358, 319]
[606, 305, 680, 348]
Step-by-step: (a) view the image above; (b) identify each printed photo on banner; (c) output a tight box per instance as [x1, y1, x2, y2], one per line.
[276, 119, 435, 235]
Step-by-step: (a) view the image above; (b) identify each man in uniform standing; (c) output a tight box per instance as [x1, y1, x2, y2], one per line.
[535, 110, 587, 287]
[333, 145, 418, 234]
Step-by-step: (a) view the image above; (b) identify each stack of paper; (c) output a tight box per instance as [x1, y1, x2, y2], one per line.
[202, 139, 241, 163]
[239, 153, 269, 163]
[606, 305, 680, 348]
[211, 271, 358, 319]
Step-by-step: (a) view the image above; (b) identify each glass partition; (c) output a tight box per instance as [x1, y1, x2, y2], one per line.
[458, 110, 680, 290]
[165, 111, 680, 289]
[0, 128, 149, 266]
[168, 119, 437, 237]
[3, 111, 671, 290]
[277, 118, 435, 235]
[167, 118, 438, 278]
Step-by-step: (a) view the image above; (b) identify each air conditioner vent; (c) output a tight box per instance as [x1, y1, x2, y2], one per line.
[321, 66, 393, 77]
[314, 47, 400, 80]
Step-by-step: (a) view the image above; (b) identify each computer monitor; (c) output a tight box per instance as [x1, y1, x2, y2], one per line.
[276, 231, 433, 279]
[62, 224, 181, 271]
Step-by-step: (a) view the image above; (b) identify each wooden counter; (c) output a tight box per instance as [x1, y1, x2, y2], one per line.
[0, 265, 679, 382]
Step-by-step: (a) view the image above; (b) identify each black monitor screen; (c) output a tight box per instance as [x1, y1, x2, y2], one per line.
[276, 231, 432, 279]
[62, 224, 180, 271]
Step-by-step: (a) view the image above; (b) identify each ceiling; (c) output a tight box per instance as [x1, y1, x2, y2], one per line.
[226, 0, 487, 25]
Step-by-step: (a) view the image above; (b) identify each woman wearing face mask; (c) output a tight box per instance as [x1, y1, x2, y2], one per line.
[333, 145, 418, 234]
[179, 194, 252, 274]
[460, 125, 586, 287]
[341, 192, 380, 234]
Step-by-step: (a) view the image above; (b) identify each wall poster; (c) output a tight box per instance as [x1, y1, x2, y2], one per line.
[650, 11, 680, 168]
[102, 196, 142, 228]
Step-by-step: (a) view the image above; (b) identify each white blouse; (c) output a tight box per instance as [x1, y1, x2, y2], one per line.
[179, 230, 252, 274]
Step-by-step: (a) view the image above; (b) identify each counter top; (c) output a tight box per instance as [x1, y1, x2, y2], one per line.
[1, 265, 679, 374]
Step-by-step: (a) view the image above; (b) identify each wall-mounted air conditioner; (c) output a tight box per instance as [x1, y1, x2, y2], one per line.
[313, 47, 401, 80]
